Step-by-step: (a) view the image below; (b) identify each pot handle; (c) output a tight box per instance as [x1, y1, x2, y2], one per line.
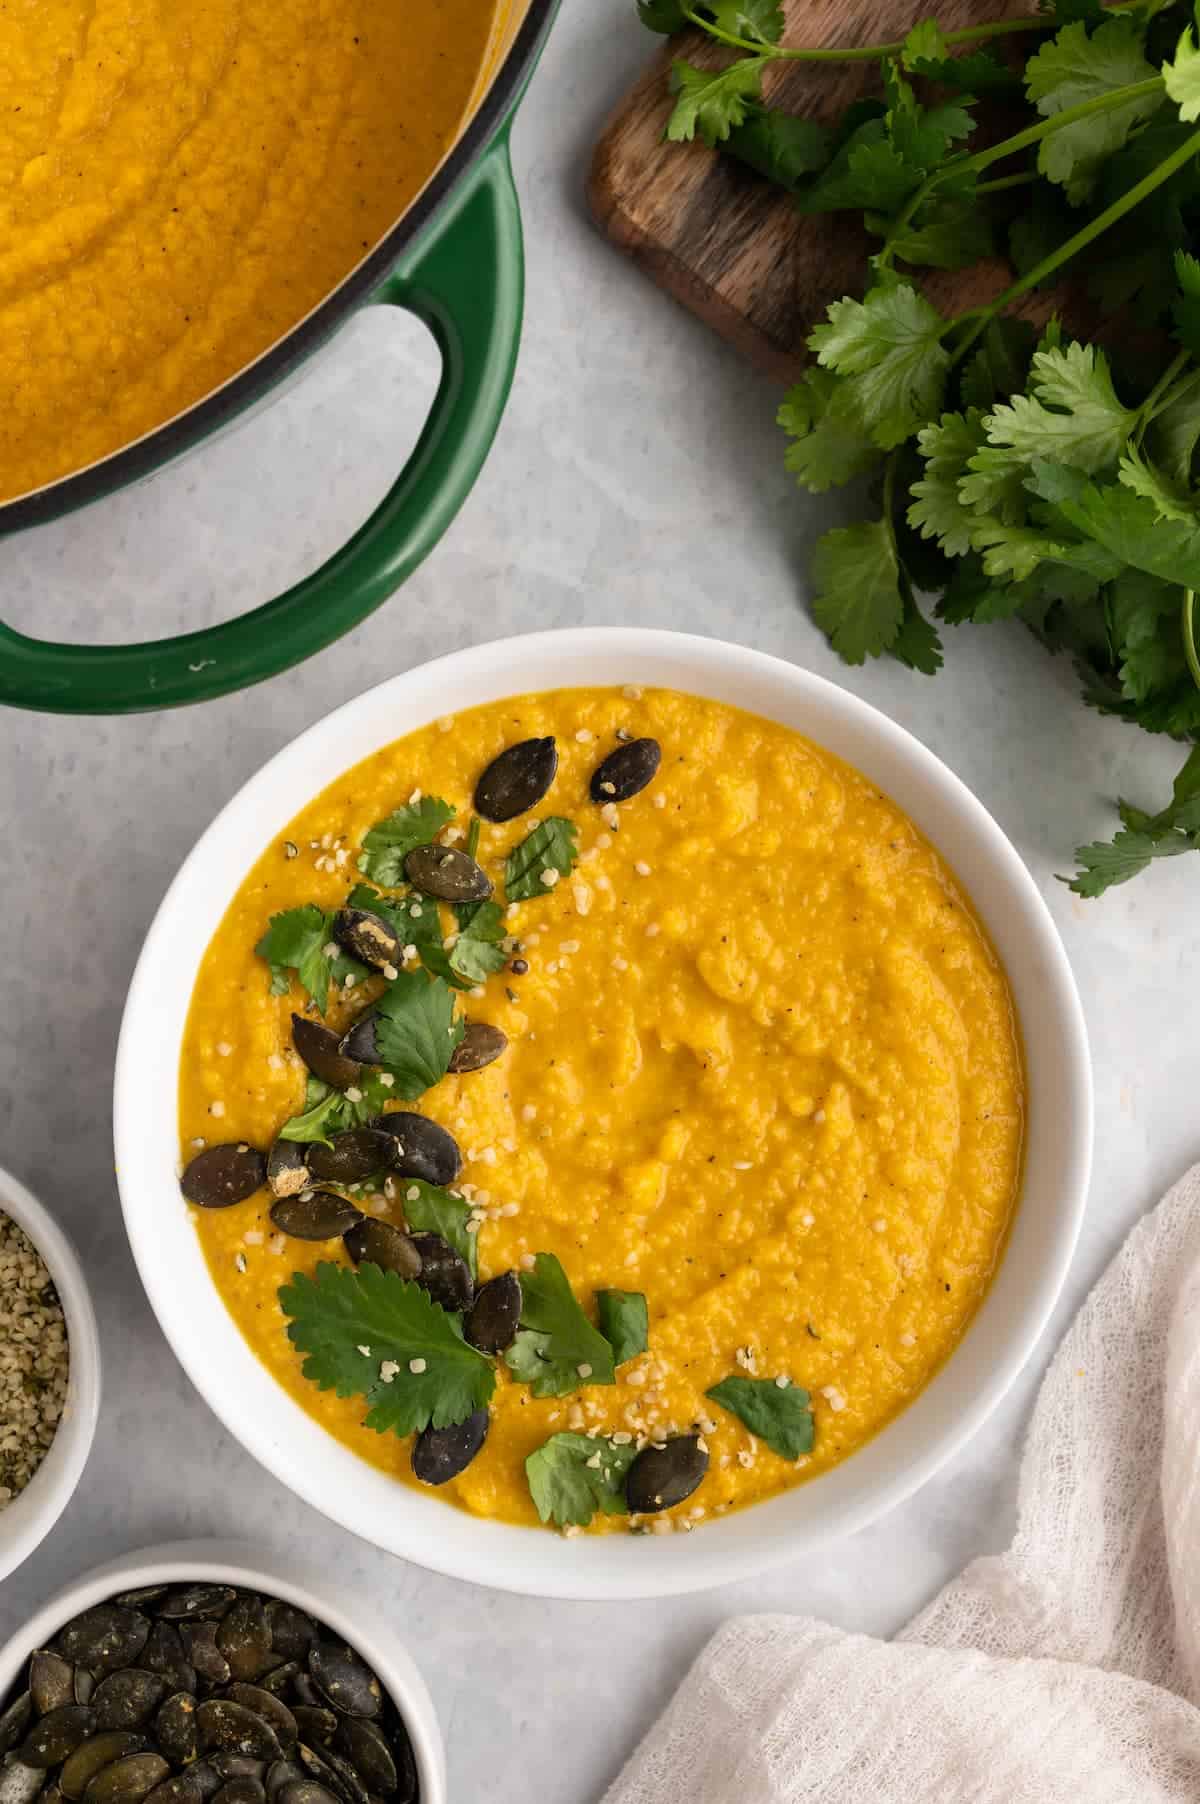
[0, 130, 524, 714]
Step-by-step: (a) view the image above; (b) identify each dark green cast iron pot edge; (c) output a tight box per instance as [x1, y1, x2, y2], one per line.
[0, 0, 558, 715]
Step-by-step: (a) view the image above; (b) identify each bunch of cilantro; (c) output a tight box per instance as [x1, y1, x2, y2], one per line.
[640, 0, 1200, 892]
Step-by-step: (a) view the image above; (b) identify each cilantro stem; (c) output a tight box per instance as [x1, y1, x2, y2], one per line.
[678, 8, 1051, 62]
[973, 172, 1038, 196]
[949, 125, 1200, 365]
[1184, 591, 1200, 695]
[1135, 350, 1192, 443]
[967, 78, 1164, 177]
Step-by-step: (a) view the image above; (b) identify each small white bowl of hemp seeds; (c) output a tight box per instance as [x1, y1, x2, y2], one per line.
[0, 1163, 100, 1581]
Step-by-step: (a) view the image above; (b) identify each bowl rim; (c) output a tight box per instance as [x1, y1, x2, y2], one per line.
[114, 627, 1093, 1599]
[0, 1539, 444, 1802]
[0, 1161, 101, 1583]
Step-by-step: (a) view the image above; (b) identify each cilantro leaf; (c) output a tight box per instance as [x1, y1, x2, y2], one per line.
[525, 1433, 638, 1528]
[505, 818, 579, 902]
[810, 519, 906, 663]
[505, 1254, 616, 1397]
[596, 1290, 649, 1365]
[278, 1082, 348, 1147]
[809, 284, 950, 450]
[794, 121, 921, 216]
[1147, 366, 1200, 487]
[906, 47, 1017, 92]
[723, 108, 830, 189]
[255, 906, 365, 1017]
[1117, 446, 1198, 523]
[382, 889, 467, 990]
[637, 0, 687, 30]
[892, 589, 945, 675]
[1066, 750, 1200, 894]
[708, 0, 783, 44]
[1163, 23, 1200, 124]
[909, 410, 987, 556]
[873, 196, 994, 271]
[778, 368, 882, 493]
[398, 1178, 477, 1277]
[1039, 473, 1200, 589]
[900, 19, 946, 69]
[960, 320, 1038, 411]
[358, 796, 455, 888]
[706, 1375, 815, 1458]
[666, 57, 763, 145]
[449, 899, 508, 985]
[279, 1261, 494, 1434]
[1023, 20, 1163, 203]
[1173, 249, 1200, 355]
[982, 341, 1138, 474]
[1107, 566, 1187, 700]
[372, 971, 464, 1099]
[883, 62, 975, 172]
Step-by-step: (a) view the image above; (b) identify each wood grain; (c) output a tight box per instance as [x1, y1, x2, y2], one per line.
[588, 1, 1047, 382]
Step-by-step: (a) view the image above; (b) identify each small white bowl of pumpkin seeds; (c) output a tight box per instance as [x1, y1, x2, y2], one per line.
[0, 1163, 101, 1582]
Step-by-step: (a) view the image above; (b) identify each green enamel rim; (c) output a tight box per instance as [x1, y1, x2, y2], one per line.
[0, 129, 524, 714]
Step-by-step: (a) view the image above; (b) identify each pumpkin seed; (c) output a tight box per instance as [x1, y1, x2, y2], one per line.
[110, 1594, 165, 1613]
[266, 1144, 309, 1201]
[83, 1757, 170, 1804]
[589, 737, 661, 803]
[91, 1675, 166, 1734]
[288, 1712, 334, 1751]
[294, 1750, 364, 1804]
[341, 1220, 421, 1281]
[284, 1682, 319, 1713]
[368, 1115, 460, 1186]
[176, 1626, 229, 1690]
[195, 1704, 279, 1764]
[411, 1408, 489, 1485]
[180, 1147, 266, 1211]
[214, 1602, 273, 1687]
[336, 1014, 378, 1067]
[474, 737, 558, 822]
[305, 1133, 391, 1188]
[153, 1696, 196, 1767]
[306, 1650, 381, 1724]
[464, 1272, 521, 1354]
[408, 1234, 473, 1313]
[253, 1670, 296, 1705]
[205, 1763, 263, 1786]
[624, 1434, 708, 1514]
[330, 911, 400, 973]
[212, 1781, 265, 1804]
[61, 1734, 145, 1801]
[291, 1019, 361, 1093]
[269, 1193, 363, 1243]
[222, 1695, 293, 1756]
[278, 1786, 338, 1804]
[30, 1656, 74, 1718]
[184, 1772, 220, 1804]
[139, 1626, 193, 1699]
[0, 1692, 33, 1757]
[447, 1022, 507, 1075]
[264, 1766, 304, 1804]
[20, 1708, 96, 1768]
[57, 1611, 151, 1680]
[403, 846, 491, 904]
[263, 1608, 316, 1668]
[331, 1721, 395, 1797]
[142, 1778, 202, 1804]
[157, 1590, 236, 1624]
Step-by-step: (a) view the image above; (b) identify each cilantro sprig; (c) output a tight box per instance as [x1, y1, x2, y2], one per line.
[256, 906, 366, 1016]
[526, 1433, 639, 1528]
[280, 1262, 494, 1434]
[642, 2, 1200, 893]
[372, 971, 465, 1099]
[506, 1254, 617, 1397]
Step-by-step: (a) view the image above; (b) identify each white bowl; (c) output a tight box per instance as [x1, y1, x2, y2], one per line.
[114, 629, 1092, 1599]
[0, 1163, 101, 1582]
[0, 1540, 444, 1802]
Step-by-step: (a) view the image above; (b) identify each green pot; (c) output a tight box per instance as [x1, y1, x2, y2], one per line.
[0, 1, 558, 715]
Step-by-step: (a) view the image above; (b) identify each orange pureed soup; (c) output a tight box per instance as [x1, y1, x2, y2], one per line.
[1, 0, 504, 500]
[179, 687, 1025, 1535]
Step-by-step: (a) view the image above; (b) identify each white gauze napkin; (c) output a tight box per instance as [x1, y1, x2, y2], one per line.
[603, 1163, 1200, 1804]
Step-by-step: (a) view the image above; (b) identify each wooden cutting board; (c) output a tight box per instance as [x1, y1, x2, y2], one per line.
[588, 0, 1046, 382]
